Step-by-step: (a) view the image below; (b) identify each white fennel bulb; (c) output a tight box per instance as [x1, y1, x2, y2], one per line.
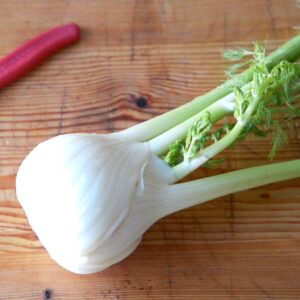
[17, 133, 153, 274]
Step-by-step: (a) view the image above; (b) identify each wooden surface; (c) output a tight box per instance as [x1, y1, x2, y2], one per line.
[0, 0, 300, 299]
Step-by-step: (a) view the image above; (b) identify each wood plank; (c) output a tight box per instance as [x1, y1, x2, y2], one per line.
[0, 0, 299, 299]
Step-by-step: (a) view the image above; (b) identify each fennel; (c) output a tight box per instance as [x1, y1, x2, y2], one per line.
[16, 34, 300, 274]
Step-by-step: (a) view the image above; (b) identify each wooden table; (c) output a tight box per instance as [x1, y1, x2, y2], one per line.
[0, 0, 299, 299]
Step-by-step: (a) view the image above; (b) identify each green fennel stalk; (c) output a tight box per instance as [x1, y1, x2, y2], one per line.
[159, 159, 300, 217]
[148, 41, 300, 181]
[125, 34, 300, 188]
[124, 34, 300, 143]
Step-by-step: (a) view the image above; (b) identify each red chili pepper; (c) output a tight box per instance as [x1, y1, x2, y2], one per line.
[0, 23, 80, 89]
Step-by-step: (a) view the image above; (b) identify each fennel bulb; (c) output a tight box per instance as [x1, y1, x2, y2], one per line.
[17, 133, 153, 274]
[16, 35, 300, 274]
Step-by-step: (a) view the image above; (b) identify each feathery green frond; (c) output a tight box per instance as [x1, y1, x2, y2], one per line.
[164, 42, 300, 167]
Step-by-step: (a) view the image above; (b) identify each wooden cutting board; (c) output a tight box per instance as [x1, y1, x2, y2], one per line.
[0, 0, 299, 299]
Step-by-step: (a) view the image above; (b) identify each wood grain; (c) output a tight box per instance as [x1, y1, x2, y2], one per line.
[0, 0, 300, 299]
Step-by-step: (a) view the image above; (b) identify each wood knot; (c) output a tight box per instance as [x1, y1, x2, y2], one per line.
[43, 289, 52, 300]
[135, 96, 148, 108]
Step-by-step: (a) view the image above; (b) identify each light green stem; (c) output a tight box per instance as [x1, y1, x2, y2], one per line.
[122, 34, 300, 142]
[148, 93, 235, 155]
[158, 159, 300, 218]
